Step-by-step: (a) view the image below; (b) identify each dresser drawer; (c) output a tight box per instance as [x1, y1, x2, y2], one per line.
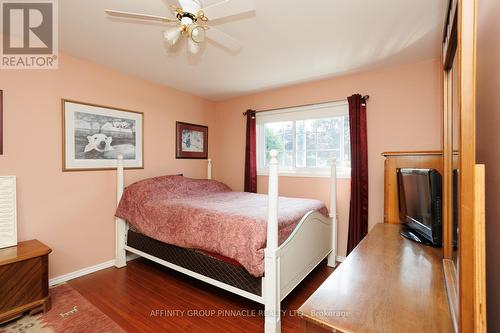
[0, 255, 49, 312]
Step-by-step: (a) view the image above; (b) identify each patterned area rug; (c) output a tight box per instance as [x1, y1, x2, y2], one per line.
[0, 284, 124, 333]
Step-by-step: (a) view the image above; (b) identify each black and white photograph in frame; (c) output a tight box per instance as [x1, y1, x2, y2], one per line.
[62, 100, 143, 171]
[176, 122, 208, 159]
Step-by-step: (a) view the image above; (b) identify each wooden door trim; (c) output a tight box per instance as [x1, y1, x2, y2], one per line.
[457, 0, 477, 331]
[473, 165, 487, 332]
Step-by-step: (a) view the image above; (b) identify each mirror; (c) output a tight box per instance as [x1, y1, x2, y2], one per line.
[443, 0, 459, 298]
[442, 0, 481, 329]
[451, 52, 459, 269]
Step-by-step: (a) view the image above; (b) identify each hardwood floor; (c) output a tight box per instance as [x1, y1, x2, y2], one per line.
[68, 258, 334, 333]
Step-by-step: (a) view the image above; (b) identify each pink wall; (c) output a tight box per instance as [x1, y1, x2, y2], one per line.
[0, 54, 442, 277]
[212, 59, 442, 256]
[0, 54, 215, 278]
[476, 0, 500, 330]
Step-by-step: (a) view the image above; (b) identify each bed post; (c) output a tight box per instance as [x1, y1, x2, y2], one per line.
[115, 155, 127, 268]
[264, 150, 281, 333]
[207, 158, 212, 180]
[327, 159, 338, 267]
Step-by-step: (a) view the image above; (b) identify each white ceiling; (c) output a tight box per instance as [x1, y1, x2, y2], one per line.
[60, 0, 447, 101]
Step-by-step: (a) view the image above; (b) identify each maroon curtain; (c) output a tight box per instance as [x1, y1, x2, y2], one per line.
[347, 94, 369, 255]
[244, 110, 257, 193]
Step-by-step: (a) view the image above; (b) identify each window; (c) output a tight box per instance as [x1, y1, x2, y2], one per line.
[257, 101, 351, 178]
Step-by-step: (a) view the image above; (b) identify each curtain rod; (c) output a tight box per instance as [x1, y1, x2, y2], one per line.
[242, 95, 369, 116]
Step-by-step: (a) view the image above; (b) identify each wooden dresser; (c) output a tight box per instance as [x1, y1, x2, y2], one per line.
[0, 240, 52, 324]
[299, 224, 453, 333]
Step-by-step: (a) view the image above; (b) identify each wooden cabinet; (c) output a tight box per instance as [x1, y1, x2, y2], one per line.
[0, 240, 52, 324]
[382, 150, 445, 223]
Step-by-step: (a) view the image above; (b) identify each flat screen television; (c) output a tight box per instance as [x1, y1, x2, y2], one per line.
[397, 168, 442, 247]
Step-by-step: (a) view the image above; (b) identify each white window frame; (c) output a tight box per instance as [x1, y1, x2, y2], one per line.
[256, 100, 351, 179]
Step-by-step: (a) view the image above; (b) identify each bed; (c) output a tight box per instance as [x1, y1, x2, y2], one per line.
[114, 150, 338, 333]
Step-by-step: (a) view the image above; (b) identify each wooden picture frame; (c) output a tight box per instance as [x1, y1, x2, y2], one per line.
[62, 99, 144, 171]
[176, 121, 208, 159]
[0, 90, 3, 155]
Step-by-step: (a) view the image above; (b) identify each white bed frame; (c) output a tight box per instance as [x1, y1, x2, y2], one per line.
[114, 150, 338, 333]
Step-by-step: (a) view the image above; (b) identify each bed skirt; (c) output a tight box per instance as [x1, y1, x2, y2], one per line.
[127, 230, 262, 296]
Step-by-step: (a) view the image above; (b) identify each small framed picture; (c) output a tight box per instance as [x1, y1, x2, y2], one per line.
[176, 122, 208, 159]
[62, 99, 144, 171]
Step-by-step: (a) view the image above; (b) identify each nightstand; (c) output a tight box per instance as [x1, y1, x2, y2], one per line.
[0, 240, 52, 324]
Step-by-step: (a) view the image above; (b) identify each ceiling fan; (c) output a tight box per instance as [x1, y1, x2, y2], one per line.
[105, 0, 255, 54]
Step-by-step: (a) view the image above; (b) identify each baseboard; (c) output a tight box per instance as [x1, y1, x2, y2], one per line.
[50, 253, 344, 287]
[49, 254, 138, 287]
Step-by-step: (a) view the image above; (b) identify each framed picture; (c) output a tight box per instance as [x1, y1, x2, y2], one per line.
[176, 121, 208, 159]
[62, 99, 143, 171]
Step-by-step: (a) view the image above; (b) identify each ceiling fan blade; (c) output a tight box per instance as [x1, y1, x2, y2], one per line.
[166, 1, 183, 16]
[201, 0, 255, 21]
[105, 10, 178, 23]
[164, 0, 181, 9]
[205, 27, 243, 52]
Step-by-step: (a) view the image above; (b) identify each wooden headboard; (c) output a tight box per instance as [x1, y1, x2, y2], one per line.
[382, 151, 444, 223]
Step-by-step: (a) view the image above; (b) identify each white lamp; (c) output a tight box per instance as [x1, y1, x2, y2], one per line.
[190, 25, 205, 43]
[187, 25, 205, 54]
[164, 26, 182, 46]
[188, 38, 200, 54]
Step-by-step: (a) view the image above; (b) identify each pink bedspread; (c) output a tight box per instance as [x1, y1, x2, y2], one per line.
[115, 176, 327, 277]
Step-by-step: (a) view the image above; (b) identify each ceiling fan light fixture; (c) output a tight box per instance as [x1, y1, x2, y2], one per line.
[164, 26, 182, 46]
[189, 25, 206, 43]
[188, 38, 200, 54]
[106, 0, 248, 54]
